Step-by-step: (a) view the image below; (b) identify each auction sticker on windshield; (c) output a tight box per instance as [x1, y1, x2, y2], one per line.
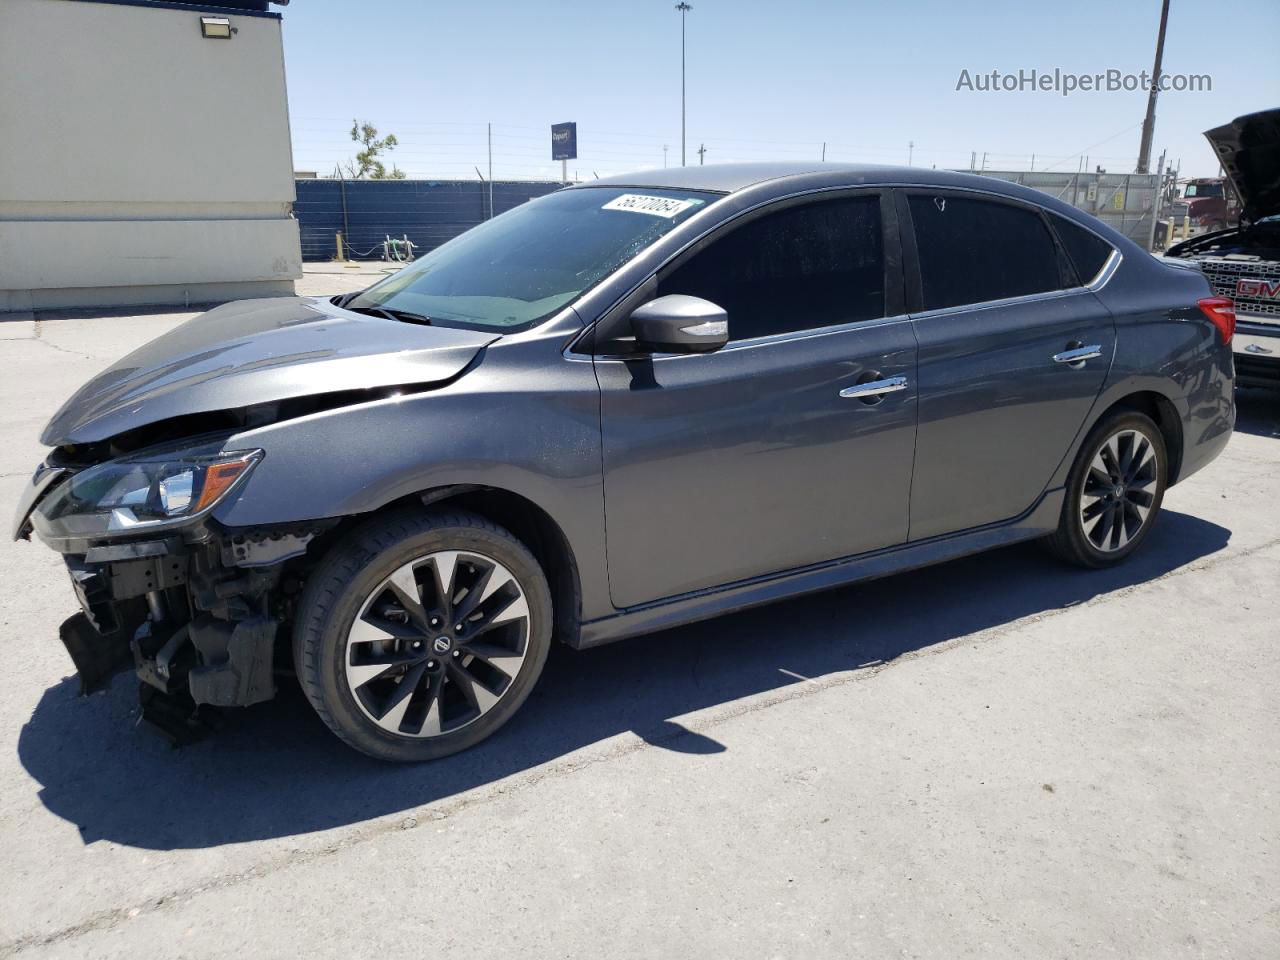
[602, 194, 702, 218]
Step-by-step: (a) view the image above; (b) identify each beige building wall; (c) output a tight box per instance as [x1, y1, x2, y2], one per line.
[0, 0, 301, 311]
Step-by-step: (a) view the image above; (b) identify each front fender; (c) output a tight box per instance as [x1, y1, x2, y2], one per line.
[211, 339, 611, 618]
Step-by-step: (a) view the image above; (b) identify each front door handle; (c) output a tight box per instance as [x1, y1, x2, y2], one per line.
[840, 375, 908, 400]
[1053, 344, 1102, 367]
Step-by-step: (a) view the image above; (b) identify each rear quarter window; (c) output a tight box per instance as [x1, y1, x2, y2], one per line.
[1050, 215, 1115, 285]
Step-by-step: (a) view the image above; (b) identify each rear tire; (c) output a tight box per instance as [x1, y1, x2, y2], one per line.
[1042, 410, 1167, 569]
[294, 509, 552, 762]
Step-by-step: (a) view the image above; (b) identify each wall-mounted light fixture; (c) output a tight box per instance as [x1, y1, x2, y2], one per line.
[200, 17, 233, 39]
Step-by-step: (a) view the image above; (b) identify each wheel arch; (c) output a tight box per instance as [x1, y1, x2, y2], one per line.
[304, 488, 588, 647]
[413, 485, 583, 647]
[287, 484, 584, 647]
[1095, 390, 1185, 484]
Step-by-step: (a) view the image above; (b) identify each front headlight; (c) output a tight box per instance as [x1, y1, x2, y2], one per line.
[33, 449, 262, 543]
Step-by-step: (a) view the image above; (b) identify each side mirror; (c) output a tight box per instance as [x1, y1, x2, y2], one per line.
[630, 295, 729, 354]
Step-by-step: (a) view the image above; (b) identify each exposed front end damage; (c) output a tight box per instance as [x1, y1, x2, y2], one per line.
[12, 294, 507, 744]
[39, 513, 329, 743]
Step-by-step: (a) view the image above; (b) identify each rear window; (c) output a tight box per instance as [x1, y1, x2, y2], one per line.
[1050, 215, 1114, 285]
[908, 194, 1062, 311]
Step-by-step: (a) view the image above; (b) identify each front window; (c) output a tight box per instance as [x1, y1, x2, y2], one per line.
[657, 195, 885, 341]
[1184, 183, 1223, 198]
[347, 186, 719, 331]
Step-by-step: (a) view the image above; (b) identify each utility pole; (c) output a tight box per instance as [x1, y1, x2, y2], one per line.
[663, 144, 669, 168]
[1136, 0, 1170, 173]
[487, 122, 493, 220]
[908, 140, 914, 166]
[1148, 148, 1166, 251]
[697, 143, 707, 165]
[821, 142, 826, 162]
[676, 2, 692, 166]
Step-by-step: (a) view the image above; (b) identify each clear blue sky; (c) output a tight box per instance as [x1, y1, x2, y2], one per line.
[281, 0, 1280, 182]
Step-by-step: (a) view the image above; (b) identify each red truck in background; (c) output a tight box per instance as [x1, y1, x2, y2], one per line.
[1174, 177, 1242, 233]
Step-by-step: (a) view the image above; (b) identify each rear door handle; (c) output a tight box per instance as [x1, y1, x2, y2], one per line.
[1053, 344, 1102, 367]
[840, 375, 908, 400]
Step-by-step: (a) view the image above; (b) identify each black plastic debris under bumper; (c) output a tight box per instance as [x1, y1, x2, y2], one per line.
[187, 616, 277, 708]
[57, 612, 132, 696]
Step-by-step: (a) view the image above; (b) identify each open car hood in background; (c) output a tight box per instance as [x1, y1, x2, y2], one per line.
[1204, 108, 1280, 225]
[42, 297, 500, 446]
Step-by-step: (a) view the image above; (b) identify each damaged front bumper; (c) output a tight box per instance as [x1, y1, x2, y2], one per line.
[16, 462, 323, 740]
[57, 543, 280, 695]
[51, 539, 287, 741]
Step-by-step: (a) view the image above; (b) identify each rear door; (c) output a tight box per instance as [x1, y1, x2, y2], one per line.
[595, 191, 918, 608]
[899, 190, 1117, 540]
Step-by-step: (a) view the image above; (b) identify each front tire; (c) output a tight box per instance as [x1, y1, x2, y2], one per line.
[1042, 410, 1167, 568]
[294, 509, 552, 762]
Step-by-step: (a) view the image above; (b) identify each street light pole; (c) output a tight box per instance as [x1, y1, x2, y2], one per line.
[676, 3, 692, 166]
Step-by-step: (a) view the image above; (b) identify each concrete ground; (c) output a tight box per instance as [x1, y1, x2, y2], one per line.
[0, 280, 1277, 958]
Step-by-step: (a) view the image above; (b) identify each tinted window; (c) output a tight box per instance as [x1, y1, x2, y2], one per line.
[350, 187, 717, 331]
[908, 195, 1062, 311]
[657, 196, 884, 341]
[1051, 214, 1114, 284]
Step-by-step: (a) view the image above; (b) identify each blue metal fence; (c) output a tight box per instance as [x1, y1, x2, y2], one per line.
[293, 178, 564, 262]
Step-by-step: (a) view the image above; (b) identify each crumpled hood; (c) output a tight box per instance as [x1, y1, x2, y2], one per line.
[42, 296, 499, 446]
[1204, 108, 1280, 224]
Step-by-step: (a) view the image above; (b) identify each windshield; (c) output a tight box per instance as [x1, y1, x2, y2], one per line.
[347, 186, 720, 331]
[1184, 183, 1223, 198]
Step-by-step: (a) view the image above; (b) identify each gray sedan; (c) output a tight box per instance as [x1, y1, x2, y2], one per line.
[14, 163, 1236, 760]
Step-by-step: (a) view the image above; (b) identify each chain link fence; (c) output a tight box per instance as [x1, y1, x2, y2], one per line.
[293, 178, 563, 262]
[970, 170, 1162, 248]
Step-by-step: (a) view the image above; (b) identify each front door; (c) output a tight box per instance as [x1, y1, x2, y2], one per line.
[899, 190, 1117, 540]
[595, 192, 919, 609]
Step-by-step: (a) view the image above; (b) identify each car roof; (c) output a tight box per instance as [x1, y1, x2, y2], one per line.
[575, 161, 1134, 250]
[581, 162, 1019, 195]
[586, 162, 837, 193]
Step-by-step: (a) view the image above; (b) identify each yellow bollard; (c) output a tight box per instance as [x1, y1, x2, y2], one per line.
[336, 231, 346, 262]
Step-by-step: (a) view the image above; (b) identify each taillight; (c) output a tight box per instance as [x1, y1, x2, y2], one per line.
[1198, 297, 1236, 345]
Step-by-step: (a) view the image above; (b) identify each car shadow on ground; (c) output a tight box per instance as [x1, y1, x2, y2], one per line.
[17, 508, 1229, 851]
[1234, 386, 1280, 438]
